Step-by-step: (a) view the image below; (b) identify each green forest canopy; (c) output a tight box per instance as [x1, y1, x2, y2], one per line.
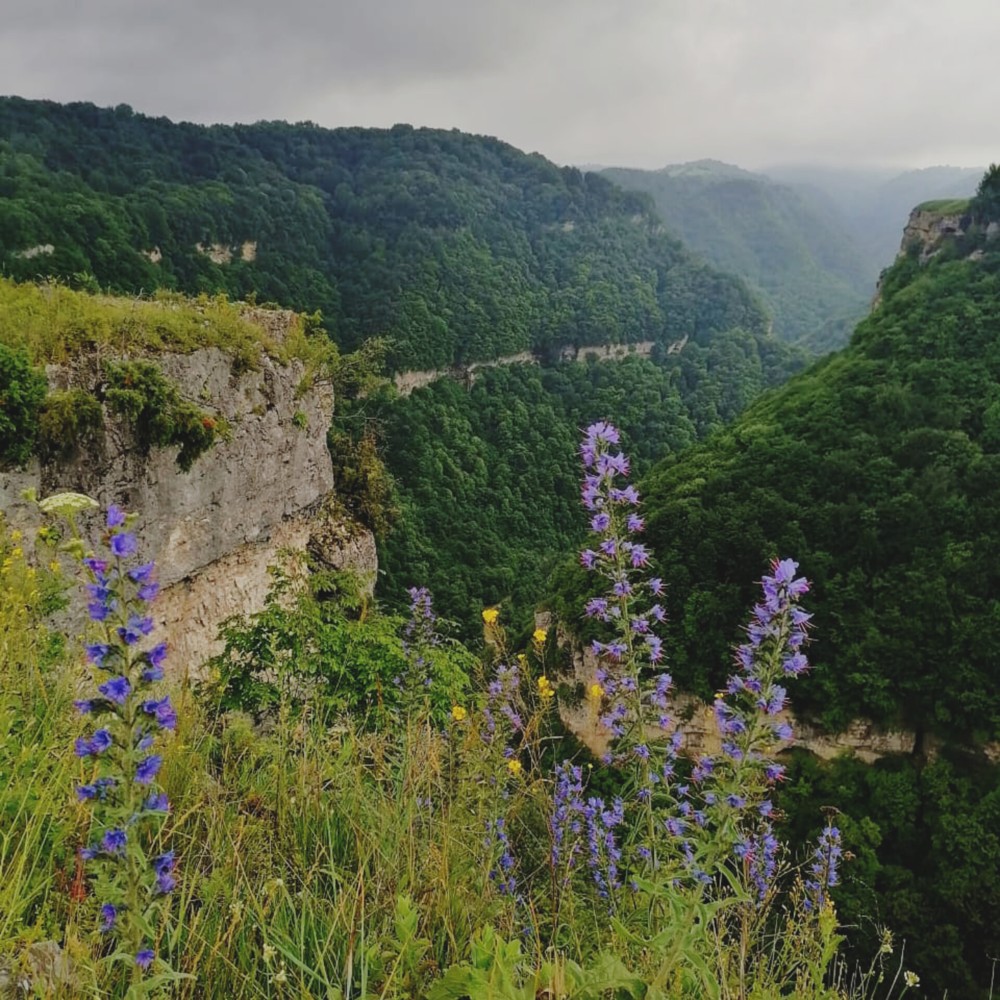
[1, 97, 771, 370]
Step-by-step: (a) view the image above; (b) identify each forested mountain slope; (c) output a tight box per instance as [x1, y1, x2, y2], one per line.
[601, 160, 873, 349]
[548, 180, 1000, 998]
[598, 227, 1000, 739]
[0, 97, 769, 370]
[375, 325, 804, 636]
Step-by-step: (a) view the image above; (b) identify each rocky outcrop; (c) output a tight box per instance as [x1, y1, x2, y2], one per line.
[900, 209, 970, 263]
[0, 319, 375, 669]
[393, 339, 683, 396]
[558, 341, 655, 362]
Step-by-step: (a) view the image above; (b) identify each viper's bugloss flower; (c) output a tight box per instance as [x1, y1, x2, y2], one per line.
[117, 613, 154, 646]
[128, 562, 155, 583]
[85, 643, 112, 668]
[135, 755, 163, 785]
[141, 697, 177, 731]
[102, 828, 127, 854]
[88, 600, 115, 622]
[805, 824, 843, 911]
[110, 532, 137, 558]
[100, 903, 118, 932]
[70, 505, 176, 973]
[75, 728, 113, 758]
[98, 676, 131, 705]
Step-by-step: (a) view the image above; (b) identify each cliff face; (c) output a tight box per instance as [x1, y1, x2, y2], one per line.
[900, 208, 971, 263]
[0, 323, 376, 669]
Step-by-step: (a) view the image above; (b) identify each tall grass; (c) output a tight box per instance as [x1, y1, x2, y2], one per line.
[0, 513, 916, 998]
[0, 278, 334, 372]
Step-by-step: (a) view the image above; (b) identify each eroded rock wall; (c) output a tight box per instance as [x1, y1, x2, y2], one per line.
[0, 339, 376, 668]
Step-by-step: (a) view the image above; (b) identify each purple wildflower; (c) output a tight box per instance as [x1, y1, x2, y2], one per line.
[141, 697, 177, 730]
[117, 613, 154, 646]
[98, 676, 131, 705]
[102, 828, 127, 854]
[74, 728, 113, 758]
[85, 643, 112, 668]
[135, 755, 163, 785]
[110, 532, 137, 558]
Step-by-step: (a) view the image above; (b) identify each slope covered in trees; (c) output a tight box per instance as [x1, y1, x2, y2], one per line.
[547, 183, 1000, 997]
[602, 228, 1000, 738]
[601, 160, 874, 350]
[0, 97, 768, 370]
[376, 326, 804, 636]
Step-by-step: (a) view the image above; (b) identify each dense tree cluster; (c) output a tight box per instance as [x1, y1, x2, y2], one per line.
[543, 230, 1000, 1000]
[0, 98, 768, 370]
[617, 242, 1000, 739]
[376, 331, 805, 638]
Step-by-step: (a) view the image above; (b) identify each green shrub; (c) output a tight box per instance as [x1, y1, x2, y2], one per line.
[36, 389, 105, 461]
[0, 344, 47, 468]
[104, 360, 222, 471]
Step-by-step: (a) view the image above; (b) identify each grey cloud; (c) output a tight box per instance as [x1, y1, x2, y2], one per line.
[0, 0, 997, 168]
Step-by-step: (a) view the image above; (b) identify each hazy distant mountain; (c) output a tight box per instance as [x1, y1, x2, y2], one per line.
[601, 160, 873, 350]
[765, 164, 984, 271]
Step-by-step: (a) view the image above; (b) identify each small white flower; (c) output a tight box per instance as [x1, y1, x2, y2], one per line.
[263, 943, 276, 964]
[273, 964, 288, 984]
[904, 970, 920, 988]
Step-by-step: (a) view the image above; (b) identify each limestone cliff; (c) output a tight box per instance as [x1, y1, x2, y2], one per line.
[0, 314, 376, 670]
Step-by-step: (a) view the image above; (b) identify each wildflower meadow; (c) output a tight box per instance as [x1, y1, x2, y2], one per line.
[0, 424, 921, 998]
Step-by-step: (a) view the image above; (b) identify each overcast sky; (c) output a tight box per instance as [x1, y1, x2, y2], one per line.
[1, 0, 997, 170]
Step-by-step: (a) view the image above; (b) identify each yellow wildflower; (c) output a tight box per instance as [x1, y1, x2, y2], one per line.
[9, 530, 21, 543]
[537, 676, 555, 699]
[11, 547, 22, 559]
[532, 627, 547, 645]
[506, 759, 522, 776]
[588, 683, 604, 701]
[482, 607, 499, 625]
[516, 653, 527, 665]
[49, 561, 61, 574]
[451, 705, 467, 722]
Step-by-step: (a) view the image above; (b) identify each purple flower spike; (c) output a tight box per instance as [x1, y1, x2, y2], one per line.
[135, 755, 163, 785]
[135, 949, 155, 970]
[102, 828, 127, 854]
[100, 903, 118, 932]
[98, 676, 131, 706]
[106, 505, 126, 528]
[110, 532, 137, 558]
[128, 561, 155, 584]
